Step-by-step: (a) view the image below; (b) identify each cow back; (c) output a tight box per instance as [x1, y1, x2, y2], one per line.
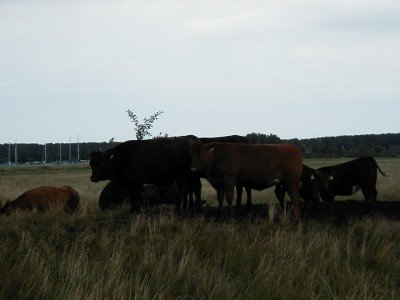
[207, 143, 302, 189]
[200, 135, 249, 144]
[109, 137, 193, 186]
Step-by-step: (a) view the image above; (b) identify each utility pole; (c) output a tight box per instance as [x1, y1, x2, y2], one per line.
[14, 142, 17, 164]
[69, 137, 71, 163]
[8, 143, 11, 165]
[44, 143, 47, 164]
[77, 135, 80, 162]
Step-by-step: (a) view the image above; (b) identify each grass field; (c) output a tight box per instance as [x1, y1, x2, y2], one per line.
[0, 158, 399, 298]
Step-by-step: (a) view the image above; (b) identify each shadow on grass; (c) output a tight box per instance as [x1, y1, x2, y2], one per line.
[136, 199, 400, 225]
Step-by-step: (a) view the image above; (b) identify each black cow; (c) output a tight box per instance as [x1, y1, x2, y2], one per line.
[98, 181, 130, 210]
[184, 135, 252, 210]
[274, 164, 328, 209]
[90, 136, 197, 213]
[98, 181, 180, 210]
[317, 157, 388, 201]
[143, 183, 181, 206]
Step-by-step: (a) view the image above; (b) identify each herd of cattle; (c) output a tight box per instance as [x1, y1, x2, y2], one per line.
[0, 135, 389, 221]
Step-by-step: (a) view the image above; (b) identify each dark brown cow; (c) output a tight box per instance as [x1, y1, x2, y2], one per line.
[0, 186, 80, 214]
[90, 137, 197, 213]
[189, 142, 302, 221]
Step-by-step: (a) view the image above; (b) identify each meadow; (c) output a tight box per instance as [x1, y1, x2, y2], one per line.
[0, 158, 399, 299]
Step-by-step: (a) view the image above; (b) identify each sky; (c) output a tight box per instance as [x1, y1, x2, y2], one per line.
[1, 0, 399, 143]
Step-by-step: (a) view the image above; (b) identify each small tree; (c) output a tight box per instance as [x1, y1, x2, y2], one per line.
[127, 110, 164, 140]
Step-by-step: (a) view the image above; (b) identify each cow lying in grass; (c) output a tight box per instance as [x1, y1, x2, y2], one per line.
[0, 186, 80, 215]
[98, 181, 180, 210]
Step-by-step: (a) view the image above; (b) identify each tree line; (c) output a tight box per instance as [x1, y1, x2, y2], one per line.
[246, 133, 400, 158]
[0, 133, 398, 164]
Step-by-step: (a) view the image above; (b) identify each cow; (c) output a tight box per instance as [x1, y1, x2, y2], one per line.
[189, 142, 302, 221]
[143, 183, 181, 206]
[0, 186, 80, 214]
[317, 156, 388, 202]
[98, 181, 181, 210]
[90, 136, 197, 213]
[98, 181, 130, 210]
[274, 164, 329, 210]
[183, 135, 252, 210]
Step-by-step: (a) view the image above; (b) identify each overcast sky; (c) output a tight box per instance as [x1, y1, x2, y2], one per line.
[1, 0, 399, 143]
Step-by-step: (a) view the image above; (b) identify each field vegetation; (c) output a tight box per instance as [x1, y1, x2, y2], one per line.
[0, 158, 399, 298]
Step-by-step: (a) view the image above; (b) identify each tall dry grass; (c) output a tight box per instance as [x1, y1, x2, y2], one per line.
[0, 159, 399, 299]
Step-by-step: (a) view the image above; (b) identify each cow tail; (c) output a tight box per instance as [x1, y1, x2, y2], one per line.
[374, 160, 389, 177]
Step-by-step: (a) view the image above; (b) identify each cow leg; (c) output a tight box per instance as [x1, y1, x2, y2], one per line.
[176, 180, 189, 211]
[182, 192, 188, 209]
[193, 177, 202, 211]
[236, 184, 243, 208]
[226, 185, 235, 217]
[245, 187, 252, 208]
[194, 190, 202, 212]
[188, 192, 194, 209]
[371, 188, 378, 202]
[130, 184, 143, 214]
[361, 186, 377, 202]
[361, 186, 370, 201]
[274, 183, 286, 212]
[216, 189, 225, 216]
[287, 185, 301, 222]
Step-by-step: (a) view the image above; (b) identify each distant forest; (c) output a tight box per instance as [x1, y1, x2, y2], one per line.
[246, 133, 400, 158]
[0, 133, 399, 164]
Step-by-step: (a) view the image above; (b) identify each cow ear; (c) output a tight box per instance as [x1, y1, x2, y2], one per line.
[207, 142, 217, 152]
[105, 150, 114, 160]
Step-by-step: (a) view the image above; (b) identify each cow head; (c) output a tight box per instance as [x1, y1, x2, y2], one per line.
[189, 141, 216, 173]
[311, 170, 329, 200]
[317, 170, 335, 199]
[300, 166, 330, 202]
[0, 200, 11, 215]
[89, 151, 113, 182]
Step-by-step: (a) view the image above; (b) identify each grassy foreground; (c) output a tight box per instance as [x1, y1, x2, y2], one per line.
[0, 158, 399, 299]
[1, 207, 399, 299]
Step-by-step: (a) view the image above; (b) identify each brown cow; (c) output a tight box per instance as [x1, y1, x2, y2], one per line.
[0, 186, 80, 215]
[189, 142, 302, 221]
